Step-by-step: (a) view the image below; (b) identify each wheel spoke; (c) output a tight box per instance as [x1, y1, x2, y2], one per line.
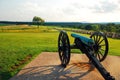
[97, 35, 101, 44]
[64, 57, 67, 63]
[100, 48, 105, 52]
[97, 53, 101, 60]
[63, 53, 67, 63]
[59, 46, 62, 51]
[59, 52, 63, 60]
[59, 50, 62, 55]
[98, 51, 104, 57]
[98, 39, 104, 45]
[63, 56, 65, 64]
[95, 34, 98, 42]
[99, 44, 105, 47]
[62, 52, 64, 57]
[94, 53, 97, 57]
[93, 35, 96, 41]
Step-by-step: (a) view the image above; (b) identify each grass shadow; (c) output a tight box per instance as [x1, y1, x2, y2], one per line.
[0, 71, 12, 80]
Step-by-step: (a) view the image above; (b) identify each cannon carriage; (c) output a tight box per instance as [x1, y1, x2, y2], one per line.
[58, 30, 115, 80]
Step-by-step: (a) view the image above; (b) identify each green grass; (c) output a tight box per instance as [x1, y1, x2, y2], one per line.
[0, 25, 59, 80]
[0, 23, 10, 26]
[108, 38, 120, 55]
[0, 32, 59, 80]
[0, 25, 120, 80]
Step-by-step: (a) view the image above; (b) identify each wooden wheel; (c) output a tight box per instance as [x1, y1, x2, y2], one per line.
[58, 31, 70, 67]
[90, 32, 109, 62]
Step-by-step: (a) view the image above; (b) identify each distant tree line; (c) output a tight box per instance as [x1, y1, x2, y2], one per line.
[0, 20, 120, 33]
[84, 23, 120, 33]
[59, 23, 120, 33]
[55, 23, 120, 38]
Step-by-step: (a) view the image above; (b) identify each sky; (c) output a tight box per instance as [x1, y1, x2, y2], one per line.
[0, 0, 120, 22]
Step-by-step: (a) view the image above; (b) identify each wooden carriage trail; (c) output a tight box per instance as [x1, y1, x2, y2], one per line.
[10, 52, 120, 80]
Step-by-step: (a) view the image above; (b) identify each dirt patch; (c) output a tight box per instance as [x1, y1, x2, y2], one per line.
[10, 52, 120, 80]
[72, 62, 95, 71]
[11, 54, 32, 71]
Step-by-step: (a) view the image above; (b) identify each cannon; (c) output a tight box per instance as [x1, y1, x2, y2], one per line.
[58, 30, 115, 80]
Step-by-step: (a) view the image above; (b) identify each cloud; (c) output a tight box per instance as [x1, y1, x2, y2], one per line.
[62, 7, 77, 15]
[60, 0, 120, 22]
[16, 2, 48, 21]
[0, 0, 120, 22]
[92, 1, 120, 13]
[70, 0, 120, 13]
[22, 2, 40, 11]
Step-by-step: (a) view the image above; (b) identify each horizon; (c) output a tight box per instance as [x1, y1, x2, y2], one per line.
[0, 21, 120, 24]
[0, 0, 120, 22]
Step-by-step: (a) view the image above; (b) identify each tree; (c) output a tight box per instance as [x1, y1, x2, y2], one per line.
[106, 23, 116, 32]
[91, 24, 99, 31]
[85, 24, 93, 30]
[32, 16, 45, 28]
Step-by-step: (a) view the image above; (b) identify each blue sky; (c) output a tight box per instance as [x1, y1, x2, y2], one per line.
[0, 0, 120, 22]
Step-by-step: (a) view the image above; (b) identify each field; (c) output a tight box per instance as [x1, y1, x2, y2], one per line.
[0, 25, 120, 80]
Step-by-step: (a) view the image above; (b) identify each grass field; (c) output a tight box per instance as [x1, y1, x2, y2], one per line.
[0, 25, 120, 80]
[0, 26, 59, 80]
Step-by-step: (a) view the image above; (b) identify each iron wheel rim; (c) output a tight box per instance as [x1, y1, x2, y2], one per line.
[58, 31, 70, 66]
[90, 32, 109, 62]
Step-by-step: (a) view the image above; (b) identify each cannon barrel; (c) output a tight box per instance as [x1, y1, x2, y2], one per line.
[71, 33, 94, 46]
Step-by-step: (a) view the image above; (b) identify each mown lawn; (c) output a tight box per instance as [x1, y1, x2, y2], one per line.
[0, 32, 59, 80]
[0, 32, 58, 77]
[108, 38, 120, 55]
[0, 25, 120, 80]
[0, 25, 59, 80]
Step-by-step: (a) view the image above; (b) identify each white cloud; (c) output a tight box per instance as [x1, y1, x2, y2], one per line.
[92, 0, 120, 13]
[61, 0, 120, 22]
[23, 2, 40, 11]
[0, 0, 120, 22]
